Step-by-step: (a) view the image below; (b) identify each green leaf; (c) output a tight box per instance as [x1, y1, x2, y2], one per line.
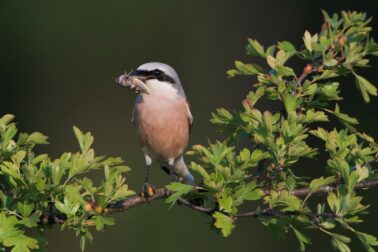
[3, 235, 39, 252]
[324, 52, 338, 67]
[313, 70, 339, 81]
[245, 86, 266, 107]
[309, 176, 335, 193]
[244, 189, 264, 201]
[219, 195, 233, 213]
[235, 61, 264, 75]
[166, 182, 193, 205]
[302, 82, 317, 96]
[277, 41, 297, 56]
[292, 227, 312, 251]
[19, 215, 39, 228]
[355, 165, 369, 182]
[303, 31, 313, 52]
[0, 114, 15, 127]
[246, 39, 265, 57]
[327, 104, 358, 125]
[73, 126, 94, 153]
[353, 72, 377, 103]
[235, 182, 263, 202]
[213, 212, 235, 237]
[317, 82, 341, 101]
[95, 216, 115, 231]
[267, 55, 277, 68]
[16, 202, 35, 218]
[111, 185, 135, 201]
[304, 109, 329, 123]
[355, 231, 378, 252]
[275, 66, 295, 76]
[26, 132, 48, 145]
[54, 197, 80, 217]
[327, 192, 339, 212]
[284, 93, 299, 112]
[331, 238, 351, 252]
[190, 162, 210, 180]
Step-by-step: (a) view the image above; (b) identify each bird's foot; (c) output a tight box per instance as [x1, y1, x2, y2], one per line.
[141, 183, 155, 198]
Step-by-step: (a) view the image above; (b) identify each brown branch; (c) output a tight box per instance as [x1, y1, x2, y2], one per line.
[42, 179, 378, 225]
[104, 179, 378, 217]
[105, 188, 215, 215]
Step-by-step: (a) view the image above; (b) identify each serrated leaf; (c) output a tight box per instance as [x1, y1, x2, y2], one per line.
[309, 176, 335, 193]
[353, 72, 377, 103]
[219, 195, 233, 213]
[4, 235, 39, 252]
[327, 104, 358, 125]
[190, 162, 210, 180]
[304, 31, 313, 52]
[278, 41, 297, 56]
[284, 93, 299, 112]
[246, 39, 265, 57]
[275, 66, 295, 76]
[317, 82, 341, 101]
[16, 202, 35, 218]
[73, 126, 94, 153]
[234, 61, 264, 75]
[313, 70, 339, 81]
[0, 114, 15, 127]
[304, 109, 329, 123]
[213, 212, 234, 237]
[112, 185, 135, 201]
[292, 227, 312, 251]
[166, 182, 193, 205]
[95, 216, 115, 231]
[324, 52, 338, 67]
[355, 231, 378, 252]
[331, 238, 351, 252]
[26, 132, 48, 145]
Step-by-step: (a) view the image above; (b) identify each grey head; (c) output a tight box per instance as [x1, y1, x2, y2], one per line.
[130, 62, 186, 97]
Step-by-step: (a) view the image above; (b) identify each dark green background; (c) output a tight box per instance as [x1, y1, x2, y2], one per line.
[1, 1, 378, 251]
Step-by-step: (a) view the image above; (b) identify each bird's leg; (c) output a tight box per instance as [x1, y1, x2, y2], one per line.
[168, 159, 177, 182]
[141, 155, 155, 198]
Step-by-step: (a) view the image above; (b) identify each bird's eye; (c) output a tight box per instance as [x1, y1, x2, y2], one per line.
[153, 70, 161, 76]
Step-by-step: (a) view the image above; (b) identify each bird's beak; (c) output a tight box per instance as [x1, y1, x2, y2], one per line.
[116, 71, 151, 94]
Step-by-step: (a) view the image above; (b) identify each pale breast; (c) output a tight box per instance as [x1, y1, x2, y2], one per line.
[133, 94, 190, 162]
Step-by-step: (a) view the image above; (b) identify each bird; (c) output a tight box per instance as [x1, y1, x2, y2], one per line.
[117, 62, 195, 196]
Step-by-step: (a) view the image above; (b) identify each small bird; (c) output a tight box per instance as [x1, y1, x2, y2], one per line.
[117, 62, 195, 196]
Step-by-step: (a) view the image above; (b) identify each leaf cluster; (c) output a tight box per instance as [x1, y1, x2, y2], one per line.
[179, 10, 378, 252]
[0, 115, 134, 251]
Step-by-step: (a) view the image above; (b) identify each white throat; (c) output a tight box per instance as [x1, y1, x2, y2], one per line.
[145, 79, 181, 98]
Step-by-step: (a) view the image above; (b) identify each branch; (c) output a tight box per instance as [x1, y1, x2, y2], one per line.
[105, 188, 215, 215]
[42, 179, 378, 225]
[104, 179, 378, 217]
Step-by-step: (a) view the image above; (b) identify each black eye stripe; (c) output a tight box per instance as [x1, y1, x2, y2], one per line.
[135, 69, 176, 84]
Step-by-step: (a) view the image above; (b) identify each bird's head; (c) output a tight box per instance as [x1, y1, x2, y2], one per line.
[117, 62, 185, 97]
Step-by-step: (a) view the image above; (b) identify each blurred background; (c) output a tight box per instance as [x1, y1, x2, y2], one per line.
[1, 0, 378, 251]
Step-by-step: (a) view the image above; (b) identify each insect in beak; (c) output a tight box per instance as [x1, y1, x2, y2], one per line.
[117, 71, 151, 95]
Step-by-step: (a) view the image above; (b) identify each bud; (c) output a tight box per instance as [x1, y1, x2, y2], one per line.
[83, 202, 93, 212]
[94, 205, 103, 215]
[337, 35, 346, 47]
[91, 201, 103, 214]
[303, 64, 313, 74]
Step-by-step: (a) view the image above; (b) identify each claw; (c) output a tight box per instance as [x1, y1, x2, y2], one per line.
[141, 183, 155, 198]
